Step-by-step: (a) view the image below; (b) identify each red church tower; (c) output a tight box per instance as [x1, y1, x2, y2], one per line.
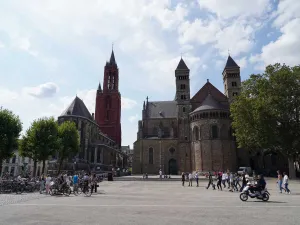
[95, 50, 121, 147]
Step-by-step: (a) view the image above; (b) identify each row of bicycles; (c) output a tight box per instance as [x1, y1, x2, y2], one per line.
[48, 178, 94, 197]
[0, 178, 40, 194]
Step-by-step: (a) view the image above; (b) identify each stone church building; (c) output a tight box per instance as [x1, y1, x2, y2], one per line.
[133, 56, 248, 175]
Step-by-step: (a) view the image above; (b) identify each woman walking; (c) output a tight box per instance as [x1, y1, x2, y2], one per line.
[277, 170, 283, 193]
[181, 172, 185, 186]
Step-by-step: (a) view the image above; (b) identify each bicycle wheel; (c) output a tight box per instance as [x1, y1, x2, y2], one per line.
[63, 187, 71, 196]
[84, 186, 92, 197]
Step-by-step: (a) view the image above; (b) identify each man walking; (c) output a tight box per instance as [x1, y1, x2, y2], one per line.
[283, 172, 291, 194]
[188, 173, 193, 187]
[206, 172, 215, 190]
[195, 171, 199, 187]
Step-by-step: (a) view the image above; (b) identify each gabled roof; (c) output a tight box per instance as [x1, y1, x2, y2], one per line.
[193, 94, 227, 112]
[60, 96, 93, 120]
[176, 58, 189, 70]
[225, 55, 239, 68]
[147, 101, 177, 119]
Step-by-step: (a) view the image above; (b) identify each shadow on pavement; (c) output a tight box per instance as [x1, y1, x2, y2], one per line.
[253, 201, 287, 204]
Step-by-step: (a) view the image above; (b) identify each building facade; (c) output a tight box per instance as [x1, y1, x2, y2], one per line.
[1, 151, 48, 177]
[133, 56, 246, 175]
[48, 50, 126, 174]
[95, 50, 122, 147]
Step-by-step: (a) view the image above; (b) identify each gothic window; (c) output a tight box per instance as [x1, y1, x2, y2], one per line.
[212, 125, 219, 139]
[169, 147, 175, 154]
[149, 147, 153, 164]
[193, 126, 199, 141]
[112, 76, 115, 89]
[232, 81, 237, 87]
[108, 75, 111, 89]
[183, 107, 185, 112]
[181, 95, 186, 100]
[180, 84, 186, 89]
[106, 96, 111, 109]
[12, 156, 16, 163]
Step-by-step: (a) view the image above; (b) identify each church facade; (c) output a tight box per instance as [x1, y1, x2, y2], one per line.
[51, 50, 127, 174]
[133, 56, 248, 175]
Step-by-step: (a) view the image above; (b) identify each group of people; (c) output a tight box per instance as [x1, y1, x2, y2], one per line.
[277, 170, 291, 194]
[37, 172, 99, 194]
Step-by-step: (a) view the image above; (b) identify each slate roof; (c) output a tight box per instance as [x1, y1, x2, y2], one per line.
[193, 94, 228, 112]
[225, 55, 239, 68]
[176, 58, 189, 70]
[60, 96, 93, 120]
[147, 101, 177, 118]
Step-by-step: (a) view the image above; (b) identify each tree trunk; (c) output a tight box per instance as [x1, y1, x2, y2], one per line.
[33, 160, 37, 177]
[288, 156, 296, 179]
[42, 159, 46, 174]
[57, 158, 64, 175]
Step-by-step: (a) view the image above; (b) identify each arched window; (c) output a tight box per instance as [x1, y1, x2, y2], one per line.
[169, 147, 175, 154]
[193, 126, 199, 140]
[149, 147, 153, 164]
[212, 125, 219, 139]
[183, 107, 185, 112]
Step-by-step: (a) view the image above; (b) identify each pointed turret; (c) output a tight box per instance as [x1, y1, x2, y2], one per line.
[109, 50, 117, 66]
[224, 55, 239, 69]
[176, 58, 189, 70]
[97, 82, 102, 92]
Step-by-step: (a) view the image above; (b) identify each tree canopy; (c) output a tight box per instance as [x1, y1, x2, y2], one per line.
[0, 108, 22, 163]
[231, 63, 300, 177]
[57, 121, 80, 174]
[19, 117, 59, 174]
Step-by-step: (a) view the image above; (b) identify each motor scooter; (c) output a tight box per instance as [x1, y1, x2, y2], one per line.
[240, 182, 270, 202]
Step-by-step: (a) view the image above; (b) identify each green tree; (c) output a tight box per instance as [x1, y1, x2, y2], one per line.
[19, 117, 59, 175]
[57, 121, 80, 174]
[0, 108, 22, 174]
[231, 64, 300, 178]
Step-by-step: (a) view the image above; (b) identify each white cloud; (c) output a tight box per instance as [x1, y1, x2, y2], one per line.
[128, 114, 139, 123]
[23, 82, 59, 98]
[122, 97, 137, 110]
[253, 0, 300, 67]
[236, 57, 248, 69]
[198, 0, 271, 19]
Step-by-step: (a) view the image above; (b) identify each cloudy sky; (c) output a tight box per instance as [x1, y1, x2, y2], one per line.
[1, 0, 299, 148]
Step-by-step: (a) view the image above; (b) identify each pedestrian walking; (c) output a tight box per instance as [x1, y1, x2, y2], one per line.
[283, 172, 291, 194]
[217, 173, 222, 191]
[39, 174, 45, 194]
[206, 172, 215, 190]
[45, 174, 51, 194]
[188, 173, 193, 186]
[195, 171, 199, 187]
[277, 170, 283, 193]
[181, 172, 185, 186]
[221, 172, 226, 188]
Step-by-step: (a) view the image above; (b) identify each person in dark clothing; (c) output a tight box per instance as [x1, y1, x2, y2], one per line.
[181, 173, 185, 186]
[217, 173, 222, 191]
[206, 172, 216, 190]
[240, 173, 247, 192]
[254, 175, 266, 196]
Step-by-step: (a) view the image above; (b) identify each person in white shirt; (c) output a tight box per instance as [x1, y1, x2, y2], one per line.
[188, 173, 193, 187]
[195, 172, 199, 187]
[45, 175, 51, 194]
[159, 169, 162, 179]
[283, 172, 291, 194]
[221, 172, 227, 188]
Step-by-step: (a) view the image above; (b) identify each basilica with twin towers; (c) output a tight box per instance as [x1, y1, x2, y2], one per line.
[132, 56, 250, 175]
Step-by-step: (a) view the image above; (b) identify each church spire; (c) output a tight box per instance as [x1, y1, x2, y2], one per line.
[176, 58, 189, 70]
[224, 55, 239, 69]
[109, 50, 117, 66]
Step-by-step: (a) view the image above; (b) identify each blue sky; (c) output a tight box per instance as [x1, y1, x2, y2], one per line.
[1, 0, 300, 148]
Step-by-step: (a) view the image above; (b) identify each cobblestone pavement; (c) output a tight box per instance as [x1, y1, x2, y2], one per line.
[0, 192, 46, 206]
[0, 179, 299, 225]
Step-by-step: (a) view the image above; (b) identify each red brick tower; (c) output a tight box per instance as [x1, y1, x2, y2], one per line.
[95, 50, 121, 147]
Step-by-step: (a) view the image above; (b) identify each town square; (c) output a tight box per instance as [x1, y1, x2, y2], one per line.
[1, 0, 300, 224]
